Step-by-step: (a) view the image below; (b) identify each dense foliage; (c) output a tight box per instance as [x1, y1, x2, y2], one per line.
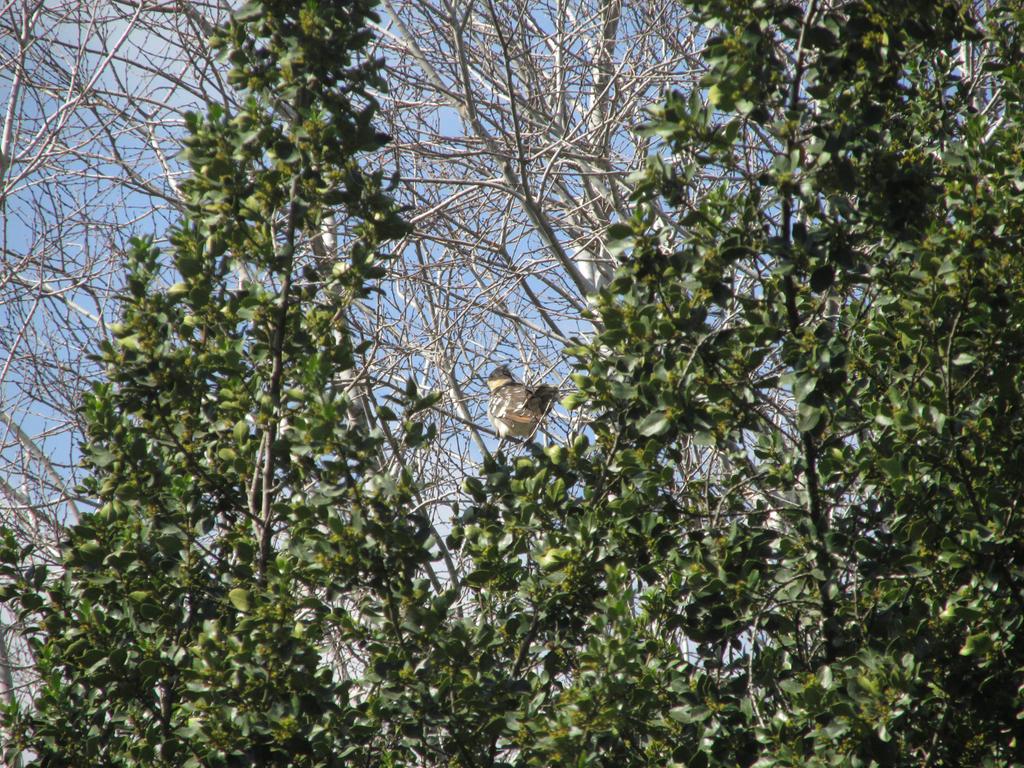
[3, 0, 1024, 766]
[550, 0, 1024, 763]
[453, 0, 1024, 764]
[2, 0, 417, 764]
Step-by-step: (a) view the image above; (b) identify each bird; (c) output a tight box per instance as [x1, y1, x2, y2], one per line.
[486, 365, 558, 439]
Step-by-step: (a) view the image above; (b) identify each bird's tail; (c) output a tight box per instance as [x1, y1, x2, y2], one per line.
[534, 385, 559, 410]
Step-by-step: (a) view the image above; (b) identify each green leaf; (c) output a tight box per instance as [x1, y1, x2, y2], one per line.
[668, 706, 692, 723]
[793, 374, 818, 403]
[117, 334, 142, 351]
[960, 632, 993, 657]
[607, 223, 634, 239]
[561, 391, 587, 410]
[708, 83, 733, 110]
[635, 410, 671, 436]
[228, 588, 251, 612]
[669, 704, 711, 724]
[88, 447, 117, 468]
[77, 541, 105, 565]
[797, 402, 822, 432]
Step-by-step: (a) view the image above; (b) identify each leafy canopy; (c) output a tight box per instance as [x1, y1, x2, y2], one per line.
[551, 0, 1024, 764]
[4, 1, 1024, 767]
[1, 0, 424, 765]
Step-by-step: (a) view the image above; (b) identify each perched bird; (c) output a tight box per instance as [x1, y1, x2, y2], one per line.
[486, 365, 558, 439]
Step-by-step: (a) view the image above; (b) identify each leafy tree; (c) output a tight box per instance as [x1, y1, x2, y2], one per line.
[0, 0, 701, 700]
[1, 0, 424, 764]
[4, 0, 1024, 767]
[451, 0, 1024, 765]
[306, 2, 1023, 765]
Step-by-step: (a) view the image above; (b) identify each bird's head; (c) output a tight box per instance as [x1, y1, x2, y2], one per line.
[486, 365, 516, 391]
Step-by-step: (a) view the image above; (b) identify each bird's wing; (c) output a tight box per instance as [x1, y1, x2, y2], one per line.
[501, 384, 556, 421]
[495, 386, 538, 423]
[488, 383, 557, 437]
[526, 385, 557, 414]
